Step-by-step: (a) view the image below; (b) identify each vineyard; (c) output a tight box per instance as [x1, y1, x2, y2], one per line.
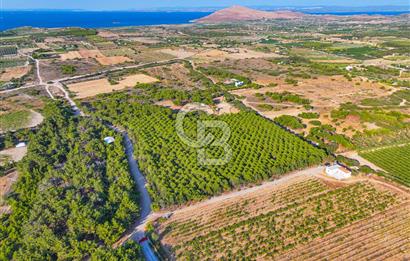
[91, 100, 328, 208]
[0, 46, 17, 57]
[280, 202, 410, 261]
[360, 144, 410, 187]
[157, 179, 403, 260]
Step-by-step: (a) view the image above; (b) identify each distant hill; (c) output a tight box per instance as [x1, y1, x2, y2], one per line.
[195, 5, 306, 23]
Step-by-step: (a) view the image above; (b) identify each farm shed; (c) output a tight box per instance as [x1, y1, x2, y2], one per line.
[325, 164, 351, 180]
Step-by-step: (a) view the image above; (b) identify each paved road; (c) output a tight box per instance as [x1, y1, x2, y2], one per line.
[123, 133, 152, 227]
[140, 241, 159, 261]
[0, 58, 182, 95]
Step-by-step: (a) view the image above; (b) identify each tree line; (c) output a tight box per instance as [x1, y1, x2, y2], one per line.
[0, 101, 142, 260]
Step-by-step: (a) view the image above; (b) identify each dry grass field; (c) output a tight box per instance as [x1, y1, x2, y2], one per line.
[0, 66, 31, 81]
[60, 49, 131, 65]
[231, 75, 392, 130]
[68, 74, 158, 98]
[194, 48, 281, 62]
[144, 63, 199, 89]
[95, 55, 132, 65]
[157, 48, 196, 59]
[60, 51, 82, 61]
[0, 171, 18, 215]
[156, 174, 410, 260]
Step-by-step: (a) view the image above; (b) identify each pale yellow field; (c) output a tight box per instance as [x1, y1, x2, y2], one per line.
[158, 48, 196, 59]
[194, 48, 281, 61]
[61, 49, 104, 61]
[95, 56, 131, 65]
[0, 66, 31, 81]
[68, 74, 158, 98]
[78, 49, 104, 59]
[60, 51, 82, 61]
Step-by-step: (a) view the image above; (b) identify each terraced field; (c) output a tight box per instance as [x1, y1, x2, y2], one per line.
[157, 177, 407, 260]
[280, 202, 410, 261]
[360, 144, 410, 187]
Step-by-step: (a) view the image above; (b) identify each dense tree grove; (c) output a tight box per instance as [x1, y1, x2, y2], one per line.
[91, 99, 328, 208]
[0, 101, 142, 260]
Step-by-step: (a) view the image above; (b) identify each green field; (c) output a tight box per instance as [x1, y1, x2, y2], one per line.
[92, 100, 328, 208]
[0, 110, 31, 131]
[360, 144, 410, 186]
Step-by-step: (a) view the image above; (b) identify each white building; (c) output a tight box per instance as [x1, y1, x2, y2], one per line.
[325, 164, 352, 180]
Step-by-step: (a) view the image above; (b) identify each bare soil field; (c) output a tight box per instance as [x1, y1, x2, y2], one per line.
[144, 63, 198, 89]
[234, 76, 388, 108]
[156, 171, 409, 260]
[40, 59, 102, 81]
[0, 171, 18, 214]
[158, 48, 196, 59]
[231, 75, 390, 124]
[279, 202, 410, 261]
[155, 97, 239, 115]
[132, 50, 175, 63]
[0, 171, 18, 197]
[0, 66, 31, 81]
[95, 55, 132, 66]
[194, 48, 281, 61]
[127, 37, 161, 44]
[68, 73, 158, 99]
[0, 147, 27, 163]
[60, 51, 82, 61]
[155, 100, 183, 111]
[97, 30, 119, 39]
[78, 49, 104, 59]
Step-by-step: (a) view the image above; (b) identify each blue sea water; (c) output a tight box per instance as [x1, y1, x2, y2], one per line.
[0, 11, 212, 31]
[0, 10, 408, 31]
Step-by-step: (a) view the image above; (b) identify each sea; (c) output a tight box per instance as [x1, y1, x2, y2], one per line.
[0, 10, 409, 31]
[0, 11, 212, 31]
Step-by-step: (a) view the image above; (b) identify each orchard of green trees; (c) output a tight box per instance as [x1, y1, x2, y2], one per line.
[0, 101, 142, 260]
[90, 99, 328, 208]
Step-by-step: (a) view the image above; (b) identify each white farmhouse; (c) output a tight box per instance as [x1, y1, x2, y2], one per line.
[325, 164, 352, 180]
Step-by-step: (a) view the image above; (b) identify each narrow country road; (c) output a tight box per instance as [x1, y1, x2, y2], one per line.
[123, 133, 153, 229]
[10, 52, 159, 260]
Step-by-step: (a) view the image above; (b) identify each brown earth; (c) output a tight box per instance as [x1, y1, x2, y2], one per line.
[195, 6, 306, 23]
[0, 66, 31, 81]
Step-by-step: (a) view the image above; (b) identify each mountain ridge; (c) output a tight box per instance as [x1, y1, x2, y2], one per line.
[195, 5, 307, 23]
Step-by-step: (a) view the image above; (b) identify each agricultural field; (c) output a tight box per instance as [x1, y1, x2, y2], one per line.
[360, 144, 410, 187]
[1, 8, 410, 261]
[0, 46, 17, 57]
[156, 176, 408, 260]
[90, 99, 328, 208]
[67, 73, 158, 98]
[0, 65, 31, 82]
[0, 110, 31, 132]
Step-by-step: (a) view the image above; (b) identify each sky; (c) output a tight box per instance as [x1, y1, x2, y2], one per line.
[2, 0, 409, 10]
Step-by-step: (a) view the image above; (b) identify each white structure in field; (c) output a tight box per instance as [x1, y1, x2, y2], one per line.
[15, 142, 27, 148]
[325, 164, 352, 180]
[345, 65, 354, 71]
[103, 137, 115, 144]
